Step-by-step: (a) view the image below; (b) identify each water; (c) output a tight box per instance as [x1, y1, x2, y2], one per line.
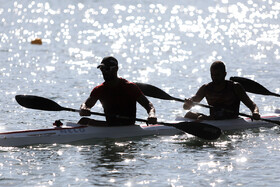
[0, 0, 280, 186]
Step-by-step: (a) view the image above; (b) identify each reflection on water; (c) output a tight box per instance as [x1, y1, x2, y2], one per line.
[73, 139, 153, 186]
[0, 129, 280, 186]
[1, 0, 280, 186]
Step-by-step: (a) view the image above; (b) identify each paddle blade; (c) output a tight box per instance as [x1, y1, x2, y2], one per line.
[135, 82, 184, 102]
[230, 76, 280, 97]
[172, 122, 222, 140]
[15, 95, 64, 111]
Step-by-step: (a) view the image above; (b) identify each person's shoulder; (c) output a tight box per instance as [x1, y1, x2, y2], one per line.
[196, 83, 209, 94]
[203, 82, 212, 89]
[120, 78, 136, 86]
[92, 82, 105, 93]
[119, 78, 143, 95]
[230, 80, 245, 92]
[94, 82, 105, 89]
[229, 80, 242, 87]
[90, 82, 105, 97]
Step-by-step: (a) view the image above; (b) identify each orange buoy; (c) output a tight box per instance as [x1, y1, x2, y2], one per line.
[31, 38, 42, 45]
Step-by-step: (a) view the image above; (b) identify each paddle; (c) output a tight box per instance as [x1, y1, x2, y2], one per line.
[135, 82, 211, 108]
[135, 83, 280, 126]
[15, 95, 221, 140]
[230, 76, 280, 97]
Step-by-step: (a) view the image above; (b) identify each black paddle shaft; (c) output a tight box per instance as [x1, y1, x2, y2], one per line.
[15, 95, 222, 140]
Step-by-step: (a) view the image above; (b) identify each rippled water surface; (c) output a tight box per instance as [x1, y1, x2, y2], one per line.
[1, 0, 280, 186]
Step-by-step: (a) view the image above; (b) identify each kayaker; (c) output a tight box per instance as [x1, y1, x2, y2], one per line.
[183, 61, 261, 120]
[79, 56, 157, 126]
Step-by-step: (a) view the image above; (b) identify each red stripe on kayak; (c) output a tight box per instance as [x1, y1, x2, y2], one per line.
[0, 126, 87, 135]
[141, 124, 162, 128]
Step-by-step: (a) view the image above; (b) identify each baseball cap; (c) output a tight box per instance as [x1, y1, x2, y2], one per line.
[97, 56, 118, 69]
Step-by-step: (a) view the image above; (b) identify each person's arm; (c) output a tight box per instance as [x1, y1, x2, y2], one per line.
[79, 96, 98, 116]
[137, 95, 157, 124]
[233, 83, 260, 120]
[183, 84, 206, 110]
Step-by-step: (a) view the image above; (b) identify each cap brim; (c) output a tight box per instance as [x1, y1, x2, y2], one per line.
[97, 64, 105, 69]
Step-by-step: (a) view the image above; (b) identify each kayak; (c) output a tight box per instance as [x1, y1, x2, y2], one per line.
[2, 113, 279, 147]
[176, 113, 280, 131]
[0, 122, 183, 147]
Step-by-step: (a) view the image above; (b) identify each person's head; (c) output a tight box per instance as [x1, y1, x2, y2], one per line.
[97, 56, 118, 82]
[210, 61, 227, 83]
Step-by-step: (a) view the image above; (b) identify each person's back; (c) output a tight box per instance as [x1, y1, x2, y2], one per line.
[183, 61, 260, 120]
[91, 78, 142, 125]
[79, 56, 157, 126]
[204, 80, 240, 119]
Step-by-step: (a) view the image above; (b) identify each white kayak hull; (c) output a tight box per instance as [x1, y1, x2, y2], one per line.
[1, 114, 279, 147]
[176, 113, 280, 131]
[0, 123, 183, 147]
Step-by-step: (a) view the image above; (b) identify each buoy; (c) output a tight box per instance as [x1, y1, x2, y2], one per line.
[31, 38, 42, 45]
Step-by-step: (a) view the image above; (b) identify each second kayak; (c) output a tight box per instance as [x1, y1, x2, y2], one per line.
[176, 113, 280, 131]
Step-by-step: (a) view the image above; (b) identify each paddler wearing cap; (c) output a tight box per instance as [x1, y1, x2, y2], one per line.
[78, 56, 157, 126]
